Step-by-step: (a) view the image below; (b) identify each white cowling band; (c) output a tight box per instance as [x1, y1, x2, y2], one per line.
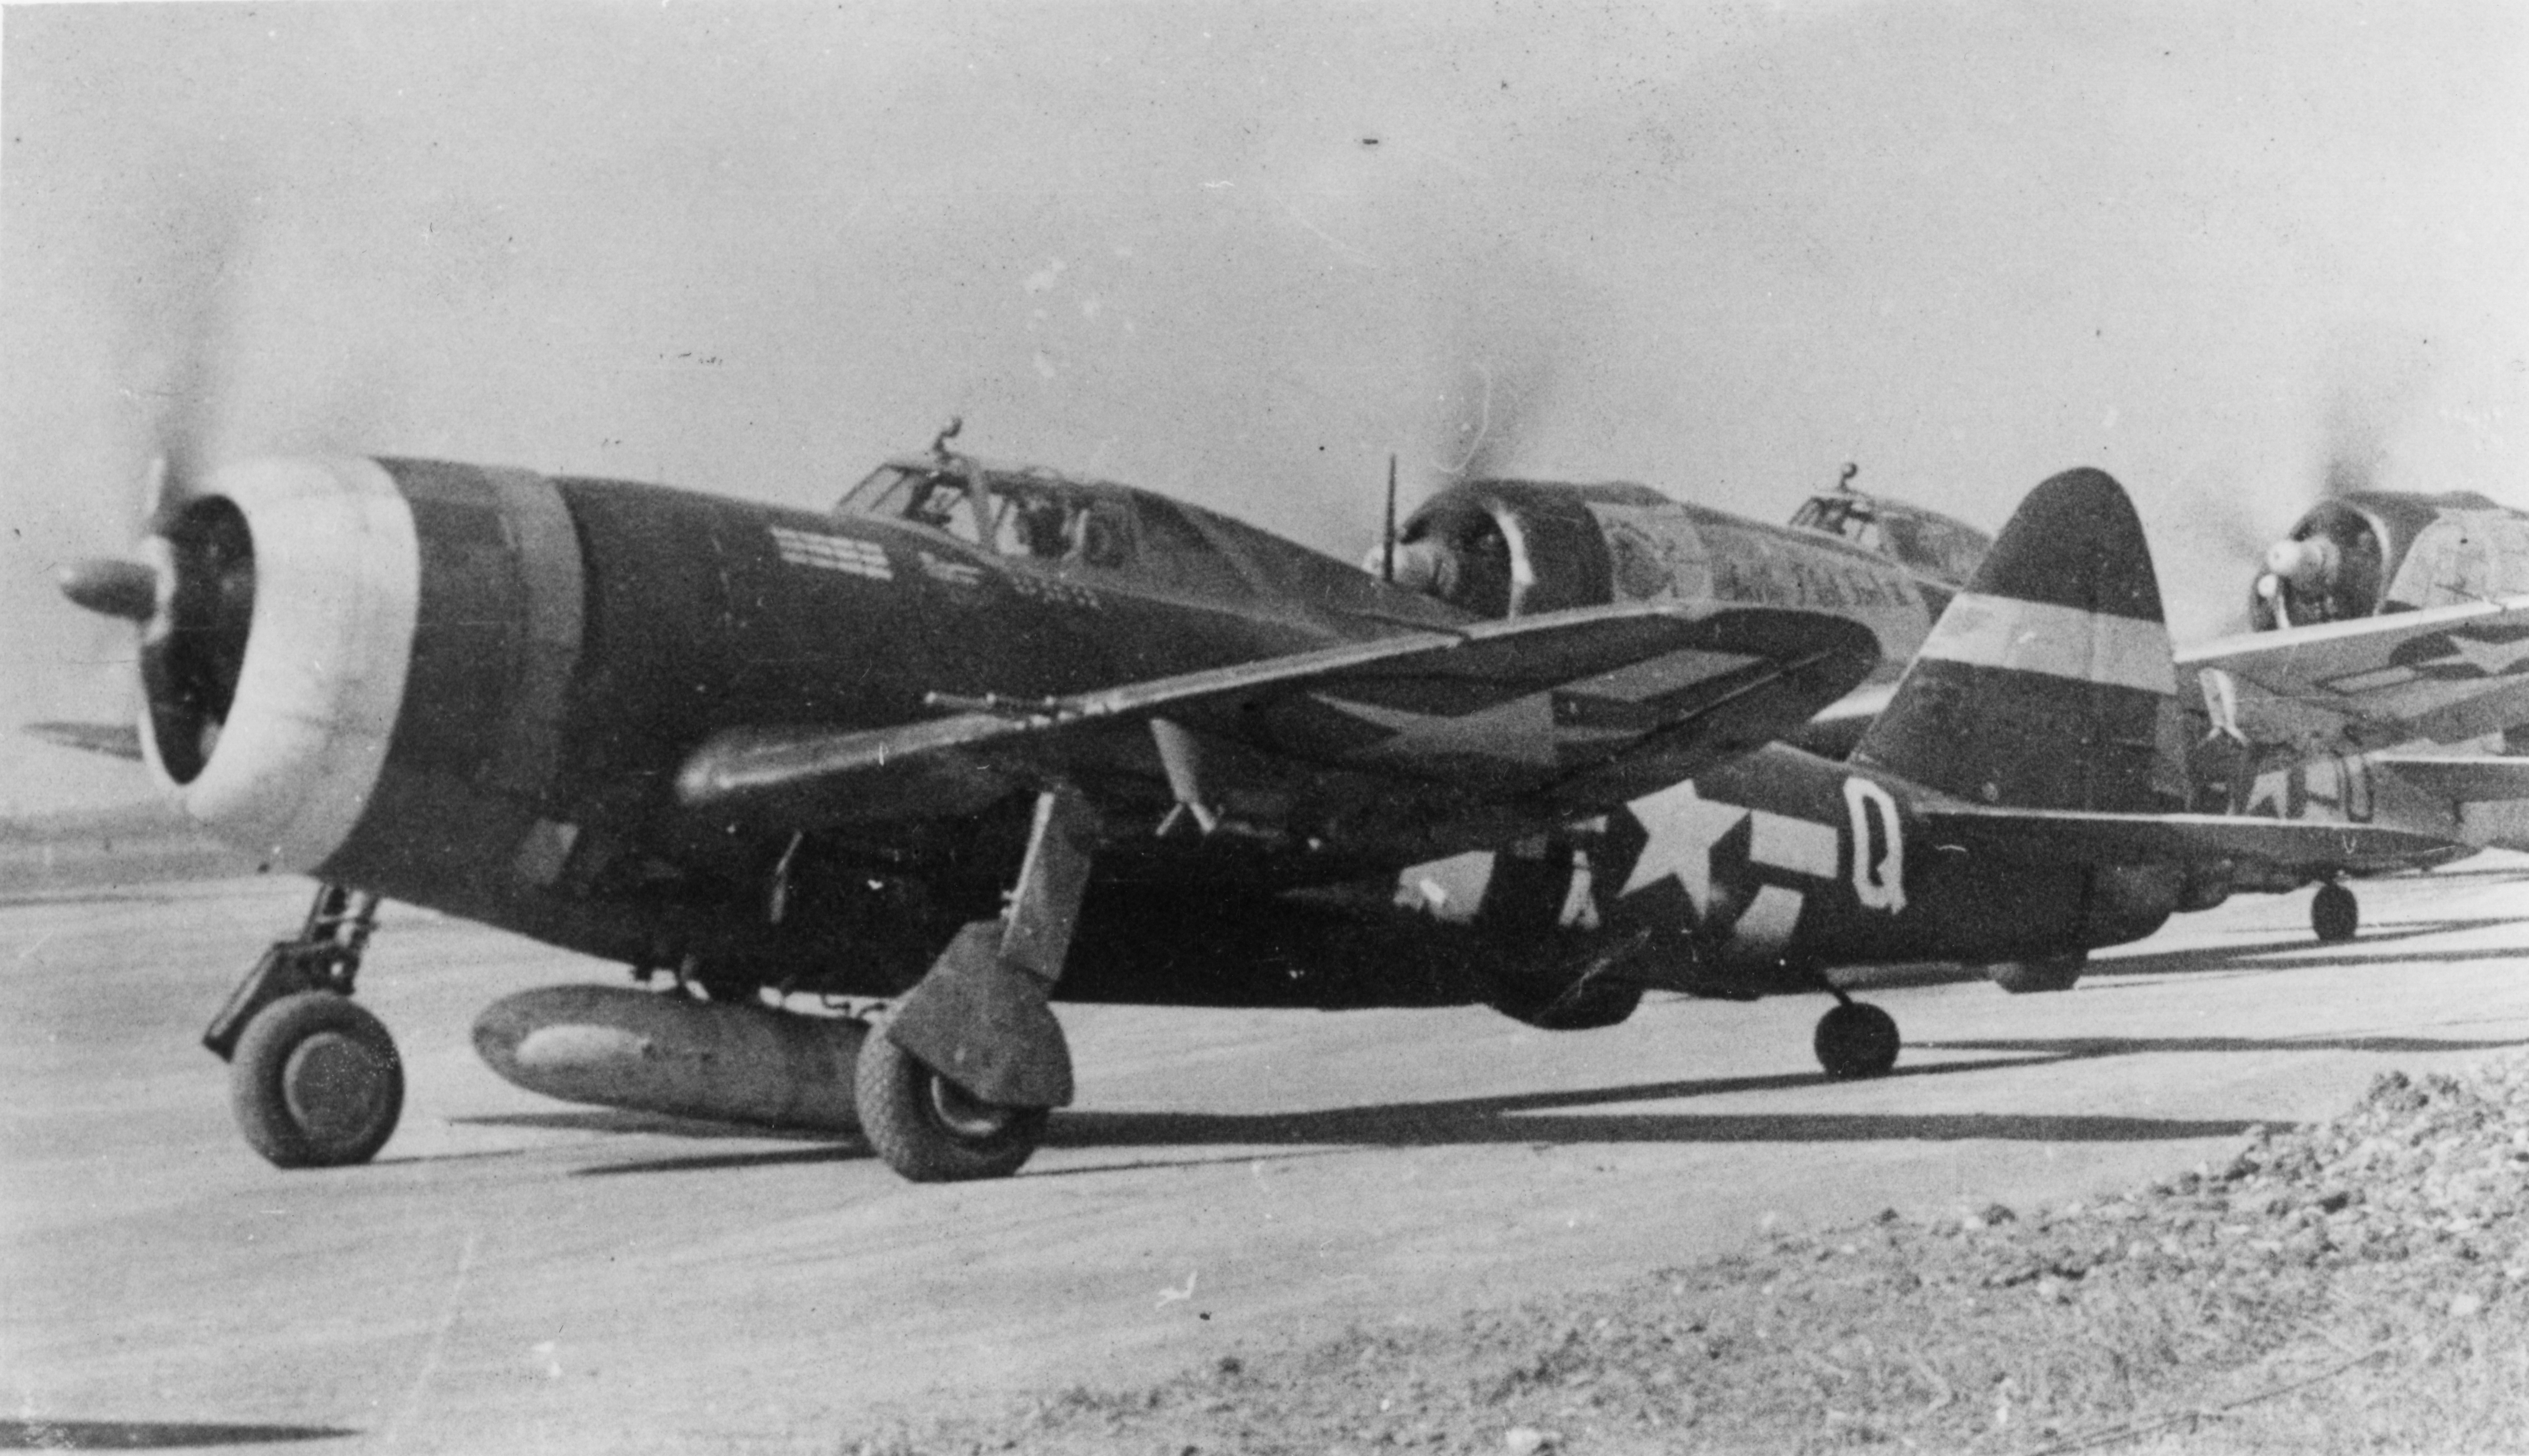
[145, 457, 420, 872]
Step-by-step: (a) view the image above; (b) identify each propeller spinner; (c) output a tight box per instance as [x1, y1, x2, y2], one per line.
[58, 554, 161, 623]
[59, 460, 259, 783]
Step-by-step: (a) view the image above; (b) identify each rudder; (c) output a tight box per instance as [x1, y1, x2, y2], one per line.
[1851, 468, 2177, 812]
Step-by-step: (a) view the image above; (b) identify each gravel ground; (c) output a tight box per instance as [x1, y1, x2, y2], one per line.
[850, 1051, 2529, 1455]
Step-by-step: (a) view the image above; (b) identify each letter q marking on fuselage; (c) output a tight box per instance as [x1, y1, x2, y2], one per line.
[1843, 776, 1906, 914]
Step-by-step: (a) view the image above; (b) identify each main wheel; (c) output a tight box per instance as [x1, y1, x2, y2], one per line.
[855, 1030, 1048, 1182]
[2312, 882, 2359, 944]
[1814, 1001, 1901, 1080]
[229, 992, 404, 1168]
[1988, 953, 2085, 995]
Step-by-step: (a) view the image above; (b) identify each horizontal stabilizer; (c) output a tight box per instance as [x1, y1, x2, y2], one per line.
[2182, 596, 2529, 751]
[678, 601, 1879, 830]
[24, 721, 143, 762]
[1918, 805, 2457, 876]
[2373, 754, 2529, 804]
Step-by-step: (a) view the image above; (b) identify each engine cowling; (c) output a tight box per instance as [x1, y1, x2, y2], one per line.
[128, 457, 591, 905]
[142, 458, 432, 867]
[2248, 491, 2529, 631]
[1379, 480, 1639, 619]
[2250, 499, 2388, 630]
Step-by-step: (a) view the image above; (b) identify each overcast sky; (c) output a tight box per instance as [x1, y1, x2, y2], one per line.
[4, 1, 2523, 811]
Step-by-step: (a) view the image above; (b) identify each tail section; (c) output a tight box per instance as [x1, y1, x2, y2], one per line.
[1852, 468, 2177, 813]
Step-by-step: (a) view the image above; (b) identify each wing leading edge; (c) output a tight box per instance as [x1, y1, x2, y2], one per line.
[677, 601, 1880, 837]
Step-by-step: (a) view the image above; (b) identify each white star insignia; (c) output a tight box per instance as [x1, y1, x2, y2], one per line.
[1617, 779, 1749, 914]
[2430, 634, 2529, 677]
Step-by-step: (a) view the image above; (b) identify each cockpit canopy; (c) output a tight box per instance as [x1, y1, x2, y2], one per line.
[842, 461, 1154, 573]
[1789, 492, 1990, 589]
[837, 458, 1457, 624]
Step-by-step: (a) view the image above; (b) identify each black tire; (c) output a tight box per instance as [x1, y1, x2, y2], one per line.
[2312, 882, 2359, 944]
[1988, 953, 2085, 994]
[855, 1030, 1048, 1183]
[229, 992, 404, 1168]
[1814, 1001, 1900, 1080]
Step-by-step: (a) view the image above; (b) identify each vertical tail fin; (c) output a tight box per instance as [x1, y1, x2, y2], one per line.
[1852, 468, 2177, 812]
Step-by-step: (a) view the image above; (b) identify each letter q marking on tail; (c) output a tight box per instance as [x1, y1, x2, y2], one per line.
[1843, 777, 1906, 914]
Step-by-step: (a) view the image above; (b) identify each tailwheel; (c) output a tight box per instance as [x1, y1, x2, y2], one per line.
[854, 1029, 1048, 1183]
[1987, 952, 2085, 995]
[2312, 881, 2358, 944]
[1814, 1000, 1900, 1080]
[229, 992, 404, 1168]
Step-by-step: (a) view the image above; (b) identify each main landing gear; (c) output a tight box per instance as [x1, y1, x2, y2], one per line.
[861, 784, 1099, 1182]
[2311, 881, 2359, 944]
[206, 884, 404, 1168]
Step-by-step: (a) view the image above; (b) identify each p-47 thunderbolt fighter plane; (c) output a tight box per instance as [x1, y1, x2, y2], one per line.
[54, 428, 1883, 1180]
[1377, 468, 2451, 1059]
[1377, 468, 1990, 761]
[2156, 488, 2529, 940]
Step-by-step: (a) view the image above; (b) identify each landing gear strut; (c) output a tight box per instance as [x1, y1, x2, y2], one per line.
[2311, 881, 2359, 944]
[207, 884, 404, 1168]
[1813, 989, 1900, 1080]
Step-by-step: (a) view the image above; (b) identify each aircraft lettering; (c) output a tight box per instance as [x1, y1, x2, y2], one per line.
[1843, 776, 1906, 913]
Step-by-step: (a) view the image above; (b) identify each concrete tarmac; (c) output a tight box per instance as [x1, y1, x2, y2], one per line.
[5, 859, 2527, 1452]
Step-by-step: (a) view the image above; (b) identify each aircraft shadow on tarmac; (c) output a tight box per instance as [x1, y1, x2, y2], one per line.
[1914, 1033, 2529, 1060]
[2086, 917, 2527, 981]
[0, 1417, 357, 1449]
[1036, 1061, 2267, 1153]
[455, 1109, 844, 1142]
[532, 1052, 2283, 1179]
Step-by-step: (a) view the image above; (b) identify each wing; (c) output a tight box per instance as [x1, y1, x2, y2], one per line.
[2180, 597, 2529, 751]
[2372, 753, 2529, 804]
[677, 602, 1879, 842]
[24, 721, 144, 761]
[1917, 805, 2461, 877]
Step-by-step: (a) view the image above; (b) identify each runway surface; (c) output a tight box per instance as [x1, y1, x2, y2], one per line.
[5, 857, 2527, 1453]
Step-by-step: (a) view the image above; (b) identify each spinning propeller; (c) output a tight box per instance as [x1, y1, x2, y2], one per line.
[2246, 336, 2426, 630]
[56, 200, 261, 780]
[1375, 336, 1558, 605]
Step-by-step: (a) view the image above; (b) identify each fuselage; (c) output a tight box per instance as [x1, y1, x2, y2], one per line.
[137, 451, 1945, 1006]
[1374, 742, 2178, 1005]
